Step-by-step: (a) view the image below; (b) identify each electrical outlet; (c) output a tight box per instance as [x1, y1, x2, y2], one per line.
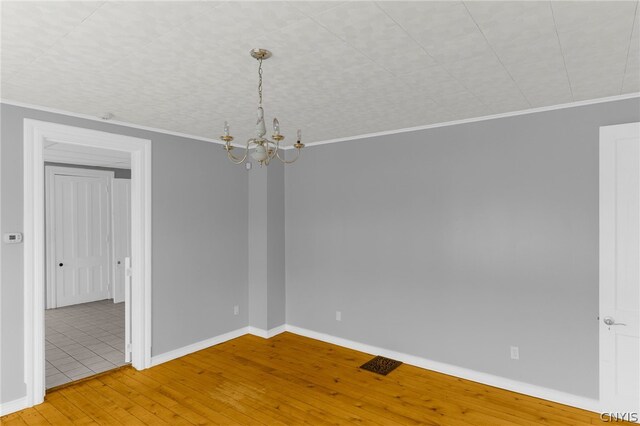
[234, 305, 239, 315]
[336, 311, 342, 321]
[510, 346, 519, 360]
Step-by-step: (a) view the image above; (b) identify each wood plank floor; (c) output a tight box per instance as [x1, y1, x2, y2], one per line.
[2, 332, 607, 425]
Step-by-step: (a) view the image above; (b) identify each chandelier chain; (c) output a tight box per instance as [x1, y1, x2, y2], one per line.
[258, 58, 263, 106]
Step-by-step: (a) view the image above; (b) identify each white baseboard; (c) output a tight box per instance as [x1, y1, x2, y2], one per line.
[150, 327, 248, 367]
[248, 324, 287, 339]
[285, 324, 602, 414]
[0, 396, 29, 416]
[150, 324, 286, 367]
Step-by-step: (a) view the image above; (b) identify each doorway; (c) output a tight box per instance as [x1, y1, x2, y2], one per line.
[44, 165, 131, 389]
[599, 122, 640, 416]
[23, 119, 151, 408]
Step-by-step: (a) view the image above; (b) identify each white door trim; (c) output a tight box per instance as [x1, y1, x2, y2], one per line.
[23, 119, 152, 408]
[111, 178, 131, 305]
[45, 166, 115, 309]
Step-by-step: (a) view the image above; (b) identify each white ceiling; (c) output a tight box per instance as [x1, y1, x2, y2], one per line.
[44, 141, 131, 168]
[2, 1, 639, 145]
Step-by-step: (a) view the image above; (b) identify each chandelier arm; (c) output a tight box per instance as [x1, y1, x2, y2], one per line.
[267, 140, 278, 160]
[226, 139, 253, 164]
[227, 151, 247, 165]
[275, 147, 301, 164]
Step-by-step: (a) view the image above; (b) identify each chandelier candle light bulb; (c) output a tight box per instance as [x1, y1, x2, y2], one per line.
[273, 118, 280, 136]
[220, 48, 305, 166]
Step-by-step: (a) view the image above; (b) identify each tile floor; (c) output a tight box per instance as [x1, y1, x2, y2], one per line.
[45, 299, 127, 389]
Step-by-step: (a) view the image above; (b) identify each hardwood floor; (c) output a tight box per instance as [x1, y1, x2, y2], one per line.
[2, 332, 606, 425]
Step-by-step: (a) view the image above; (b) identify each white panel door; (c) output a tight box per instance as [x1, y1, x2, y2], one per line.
[53, 173, 112, 307]
[112, 179, 131, 304]
[600, 122, 640, 416]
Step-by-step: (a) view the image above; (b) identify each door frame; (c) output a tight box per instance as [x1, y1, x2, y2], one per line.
[45, 166, 115, 309]
[111, 178, 131, 305]
[23, 119, 152, 407]
[599, 122, 640, 414]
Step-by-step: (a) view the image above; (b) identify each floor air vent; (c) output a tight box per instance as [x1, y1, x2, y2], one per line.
[359, 356, 402, 375]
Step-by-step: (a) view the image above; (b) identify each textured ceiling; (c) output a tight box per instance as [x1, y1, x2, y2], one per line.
[2, 1, 639, 145]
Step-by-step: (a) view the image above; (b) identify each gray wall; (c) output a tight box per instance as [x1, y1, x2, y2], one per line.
[247, 159, 286, 331]
[285, 98, 640, 398]
[44, 162, 131, 179]
[267, 159, 285, 329]
[0, 103, 248, 403]
[248, 165, 268, 330]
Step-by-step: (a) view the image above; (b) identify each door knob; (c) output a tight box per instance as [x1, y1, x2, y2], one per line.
[603, 316, 626, 326]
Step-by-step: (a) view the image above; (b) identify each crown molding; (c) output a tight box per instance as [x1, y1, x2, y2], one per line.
[3, 93, 639, 151]
[0, 98, 246, 148]
[293, 92, 640, 150]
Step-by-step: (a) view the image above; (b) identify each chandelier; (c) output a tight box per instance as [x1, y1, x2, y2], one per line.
[220, 49, 304, 166]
